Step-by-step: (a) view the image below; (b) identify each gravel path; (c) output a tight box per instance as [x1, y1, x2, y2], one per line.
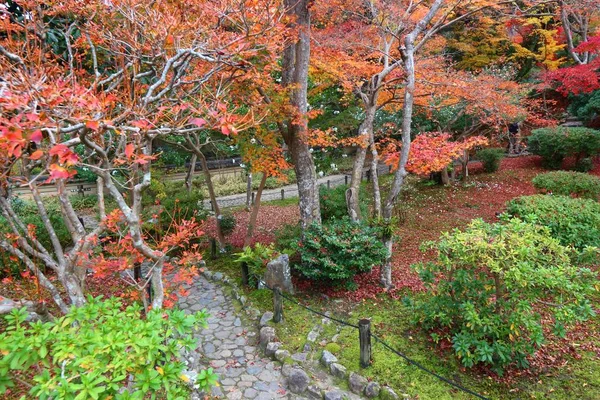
[179, 275, 308, 399]
[204, 163, 391, 209]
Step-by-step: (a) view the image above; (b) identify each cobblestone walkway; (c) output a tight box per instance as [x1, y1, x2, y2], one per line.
[179, 275, 307, 400]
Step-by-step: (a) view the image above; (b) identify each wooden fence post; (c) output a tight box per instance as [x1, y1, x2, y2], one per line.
[273, 288, 283, 323]
[251, 191, 255, 205]
[359, 319, 372, 368]
[345, 175, 348, 185]
[210, 238, 217, 260]
[241, 262, 249, 286]
[327, 180, 330, 189]
[281, 189, 285, 200]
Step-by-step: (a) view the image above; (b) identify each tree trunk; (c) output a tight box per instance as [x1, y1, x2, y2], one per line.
[185, 153, 197, 193]
[197, 152, 227, 251]
[370, 140, 382, 218]
[282, 0, 320, 231]
[441, 167, 450, 186]
[244, 172, 268, 247]
[347, 107, 375, 221]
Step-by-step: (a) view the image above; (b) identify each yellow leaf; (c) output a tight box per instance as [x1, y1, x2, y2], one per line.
[180, 374, 190, 382]
[156, 366, 164, 375]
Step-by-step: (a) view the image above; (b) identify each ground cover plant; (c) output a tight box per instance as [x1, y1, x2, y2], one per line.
[0, 297, 217, 399]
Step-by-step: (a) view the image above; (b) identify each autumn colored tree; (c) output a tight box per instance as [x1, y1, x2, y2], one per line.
[0, 0, 285, 311]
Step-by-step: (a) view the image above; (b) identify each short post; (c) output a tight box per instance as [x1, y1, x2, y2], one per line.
[251, 191, 255, 205]
[345, 175, 348, 185]
[210, 238, 217, 260]
[327, 180, 330, 189]
[241, 262, 249, 286]
[273, 287, 283, 323]
[366, 169, 371, 183]
[281, 189, 285, 200]
[358, 319, 372, 368]
[210, 201, 214, 211]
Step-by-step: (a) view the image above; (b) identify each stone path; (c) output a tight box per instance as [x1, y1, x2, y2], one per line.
[178, 275, 307, 399]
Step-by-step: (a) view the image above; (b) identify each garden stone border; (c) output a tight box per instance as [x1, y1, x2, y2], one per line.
[199, 266, 408, 399]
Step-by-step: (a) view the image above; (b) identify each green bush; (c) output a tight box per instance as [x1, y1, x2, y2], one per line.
[319, 184, 368, 221]
[410, 218, 596, 373]
[218, 213, 236, 236]
[274, 223, 302, 254]
[295, 218, 387, 287]
[527, 127, 600, 169]
[234, 243, 275, 286]
[531, 171, 600, 199]
[505, 194, 600, 251]
[0, 296, 218, 398]
[476, 148, 504, 173]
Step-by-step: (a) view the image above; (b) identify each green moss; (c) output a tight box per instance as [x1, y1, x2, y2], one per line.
[325, 343, 341, 354]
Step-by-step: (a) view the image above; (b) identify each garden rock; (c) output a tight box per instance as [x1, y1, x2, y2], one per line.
[320, 350, 338, 367]
[380, 386, 400, 399]
[348, 372, 368, 394]
[306, 385, 322, 399]
[264, 254, 294, 294]
[287, 368, 310, 394]
[259, 311, 273, 327]
[364, 382, 381, 398]
[274, 349, 290, 362]
[265, 342, 281, 358]
[329, 363, 347, 379]
[323, 390, 344, 400]
[259, 327, 276, 348]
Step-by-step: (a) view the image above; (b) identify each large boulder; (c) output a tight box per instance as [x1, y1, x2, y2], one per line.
[264, 254, 294, 293]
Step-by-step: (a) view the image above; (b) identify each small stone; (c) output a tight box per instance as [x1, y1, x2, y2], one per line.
[243, 388, 258, 399]
[265, 342, 282, 358]
[239, 295, 246, 305]
[331, 334, 339, 343]
[380, 386, 400, 400]
[306, 385, 322, 399]
[213, 272, 223, 281]
[364, 382, 381, 398]
[287, 368, 310, 394]
[291, 353, 307, 363]
[281, 364, 293, 377]
[203, 271, 213, 280]
[320, 350, 337, 367]
[259, 327, 276, 349]
[303, 343, 312, 352]
[274, 349, 290, 362]
[307, 329, 319, 342]
[323, 390, 344, 400]
[329, 363, 346, 379]
[259, 311, 274, 327]
[348, 372, 368, 394]
[234, 317, 242, 327]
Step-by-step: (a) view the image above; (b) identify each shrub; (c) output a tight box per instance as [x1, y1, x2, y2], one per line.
[531, 171, 600, 199]
[320, 184, 368, 221]
[527, 127, 600, 169]
[218, 212, 236, 236]
[476, 148, 504, 172]
[0, 297, 218, 398]
[274, 223, 302, 255]
[295, 218, 387, 287]
[505, 194, 600, 251]
[234, 243, 275, 286]
[410, 218, 596, 373]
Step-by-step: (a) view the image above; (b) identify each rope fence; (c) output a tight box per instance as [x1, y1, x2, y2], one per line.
[257, 279, 490, 400]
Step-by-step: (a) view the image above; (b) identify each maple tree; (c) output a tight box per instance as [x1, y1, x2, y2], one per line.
[0, 0, 286, 311]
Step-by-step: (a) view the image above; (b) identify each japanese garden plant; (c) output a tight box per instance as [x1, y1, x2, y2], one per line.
[295, 218, 388, 289]
[409, 218, 597, 373]
[531, 171, 600, 200]
[0, 296, 218, 399]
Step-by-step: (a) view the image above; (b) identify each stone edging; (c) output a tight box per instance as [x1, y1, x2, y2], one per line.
[199, 267, 405, 400]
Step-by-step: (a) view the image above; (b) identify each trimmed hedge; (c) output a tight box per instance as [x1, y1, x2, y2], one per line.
[527, 127, 600, 170]
[532, 171, 600, 200]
